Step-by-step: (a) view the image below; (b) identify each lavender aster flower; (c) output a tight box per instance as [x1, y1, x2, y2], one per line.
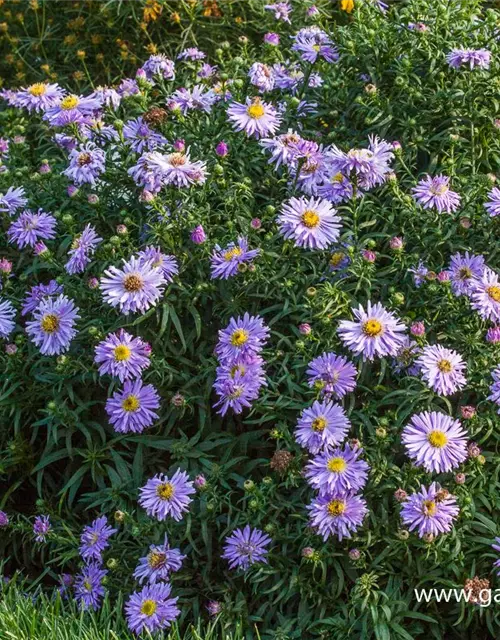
[306, 352, 357, 398]
[88, 86, 121, 109]
[14, 82, 64, 112]
[215, 313, 270, 363]
[26, 294, 79, 355]
[295, 399, 350, 454]
[100, 256, 165, 315]
[412, 175, 461, 214]
[307, 491, 368, 541]
[137, 246, 178, 282]
[488, 366, 500, 414]
[139, 55, 175, 81]
[44, 94, 101, 127]
[63, 143, 106, 186]
[470, 268, 500, 322]
[337, 302, 406, 361]
[210, 237, 259, 279]
[106, 379, 160, 434]
[95, 330, 151, 382]
[139, 470, 195, 522]
[0, 511, 8, 527]
[213, 358, 267, 415]
[22, 280, 62, 316]
[277, 196, 341, 250]
[222, 525, 272, 570]
[0, 299, 15, 338]
[264, 2, 292, 22]
[74, 562, 107, 611]
[400, 483, 459, 537]
[178, 47, 206, 60]
[318, 171, 353, 203]
[402, 411, 468, 473]
[292, 27, 339, 64]
[65, 224, 102, 274]
[447, 252, 485, 296]
[260, 130, 303, 169]
[8, 209, 57, 249]
[328, 136, 394, 190]
[417, 344, 467, 396]
[447, 48, 490, 70]
[227, 97, 281, 139]
[133, 536, 186, 584]
[123, 117, 167, 153]
[80, 516, 117, 562]
[0, 186, 27, 215]
[248, 63, 275, 92]
[408, 261, 428, 288]
[171, 85, 217, 114]
[33, 515, 51, 542]
[485, 187, 500, 217]
[305, 444, 369, 494]
[125, 582, 180, 635]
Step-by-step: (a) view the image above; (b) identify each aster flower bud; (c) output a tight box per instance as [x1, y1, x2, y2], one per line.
[302, 546, 315, 558]
[437, 270, 450, 282]
[397, 529, 410, 540]
[486, 326, 500, 343]
[375, 427, 387, 439]
[87, 277, 99, 289]
[459, 217, 471, 229]
[171, 392, 185, 407]
[194, 474, 207, 490]
[139, 189, 155, 203]
[243, 479, 255, 491]
[349, 548, 361, 560]
[173, 139, 185, 152]
[389, 236, 404, 250]
[114, 510, 125, 522]
[394, 489, 408, 502]
[116, 224, 128, 236]
[468, 442, 481, 458]
[454, 473, 466, 485]
[190, 225, 206, 244]
[362, 249, 376, 263]
[478, 455, 486, 465]
[299, 323, 311, 335]
[67, 184, 79, 197]
[0, 258, 12, 274]
[39, 161, 51, 174]
[460, 405, 476, 419]
[410, 321, 425, 336]
[215, 141, 228, 157]
[5, 344, 17, 355]
[251, 218, 261, 229]
[106, 558, 118, 570]
[88, 194, 99, 205]
[0, 511, 8, 527]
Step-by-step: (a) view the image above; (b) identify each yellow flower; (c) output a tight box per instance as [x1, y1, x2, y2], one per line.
[341, 0, 354, 12]
[72, 70, 84, 81]
[76, 50, 86, 59]
[143, 0, 162, 23]
[146, 43, 157, 54]
[170, 11, 181, 23]
[40, 64, 50, 73]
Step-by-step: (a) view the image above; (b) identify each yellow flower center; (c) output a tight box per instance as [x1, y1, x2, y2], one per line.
[312, 44, 320, 52]
[362, 319, 383, 337]
[487, 286, 500, 303]
[148, 551, 166, 569]
[114, 345, 131, 361]
[427, 430, 448, 448]
[168, 152, 186, 167]
[41, 314, 59, 334]
[330, 252, 345, 267]
[156, 482, 175, 500]
[140, 599, 157, 616]
[311, 416, 327, 432]
[458, 267, 472, 279]
[327, 499, 346, 517]
[341, 0, 355, 13]
[224, 247, 243, 261]
[123, 274, 143, 292]
[60, 94, 79, 110]
[28, 83, 47, 96]
[332, 172, 344, 183]
[301, 209, 320, 228]
[437, 359, 452, 373]
[83, 580, 92, 591]
[230, 329, 248, 346]
[77, 152, 92, 166]
[327, 457, 347, 473]
[247, 99, 265, 119]
[422, 500, 437, 517]
[430, 183, 448, 197]
[230, 364, 245, 377]
[122, 395, 140, 412]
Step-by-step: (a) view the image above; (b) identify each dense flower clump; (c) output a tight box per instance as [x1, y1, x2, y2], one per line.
[1, 0, 500, 637]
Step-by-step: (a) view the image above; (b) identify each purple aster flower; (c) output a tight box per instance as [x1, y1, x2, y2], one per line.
[400, 483, 459, 538]
[470, 268, 500, 322]
[26, 294, 79, 356]
[277, 196, 341, 250]
[488, 366, 500, 414]
[408, 261, 429, 287]
[43, 94, 101, 127]
[222, 525, 272, 570]
[260, 130, 304, 170]
[8, 209, 57, 249]
[264, 32, 280, 45]
[328, 249, 350, 273]
[306, 352, 357, 398]
[417, 344, 467, 396]
[79, 516, 117, 562]
[292, 27, 339, 64]
[227, 97, 281, 139]
[95, 330, 151, 382]
[0, 186, 28, 215]
[178, 47, 206, 60]
[88, 86, 121, 109]
[82, 118, 118, 143]
[139, 469, 195, 522]
[74, 562, 107, 611]
[328, 136, 394, 190]
[0, 299, 16, 338]
[191, 225, 206, 244]
[213, 358, 267, 415]
[485, 187, 500, 217]
[14, 82, 64, 112]
[210, 237, 259, 279]
[140, 54, 175, 81]
[446, 48, 490, 70]
[0, 511, 8, 527]
[22, 280, 62, 316]
[412, 175, 461, 214]
[248, 62, 275, 92]
[128, 151, 167, 192]
[305, 444, 369, 494]
[125, 582, 180, 635]
[264, 2, 292, 22]
[137, 246, 178, 282]
[33, 515, 51, 542]
[63, 143, 106, 186]
[291, 139, 329, 195]
[137, 150, 207, 189]
[106, 379, 160, 434]
[198, 63, 217, 78]
[100, 256, 165, 315]
[447, 251, 485, 296]
[215, 313, 270, 363]
[318, 171, 353, 204]
[123, 117, 167, 153]
[307, 491, 368, 541]
[295, 399, 350, 454]
[486, 326, 500, 343]
[402, 411, 468, 473]
[171, 85, 217, 114]
[337, 302, 406, 361]
[391, 336, 421, 376]
[118, 78, 140, 97]
[65, 224, 102, 274]
[133, 536, 186, 584]
[206, 600, 222, 617]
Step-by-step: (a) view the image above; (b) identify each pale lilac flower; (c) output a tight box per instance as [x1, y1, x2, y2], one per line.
[412, 175, 461, 214]
[417, 344, 467, 396]
[8, 209, 57, 249]
[277, 196, 341, 250]
[63, 143, 106, 186]
[227, 97, 281, 139]
[138, 470, 195, 522]
[470, 268, 500, 322]
[400, 483, 459, 538]
[26, 294, 79, 355]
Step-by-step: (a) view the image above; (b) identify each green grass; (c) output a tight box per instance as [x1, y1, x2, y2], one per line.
[0, 586, 250, 640]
